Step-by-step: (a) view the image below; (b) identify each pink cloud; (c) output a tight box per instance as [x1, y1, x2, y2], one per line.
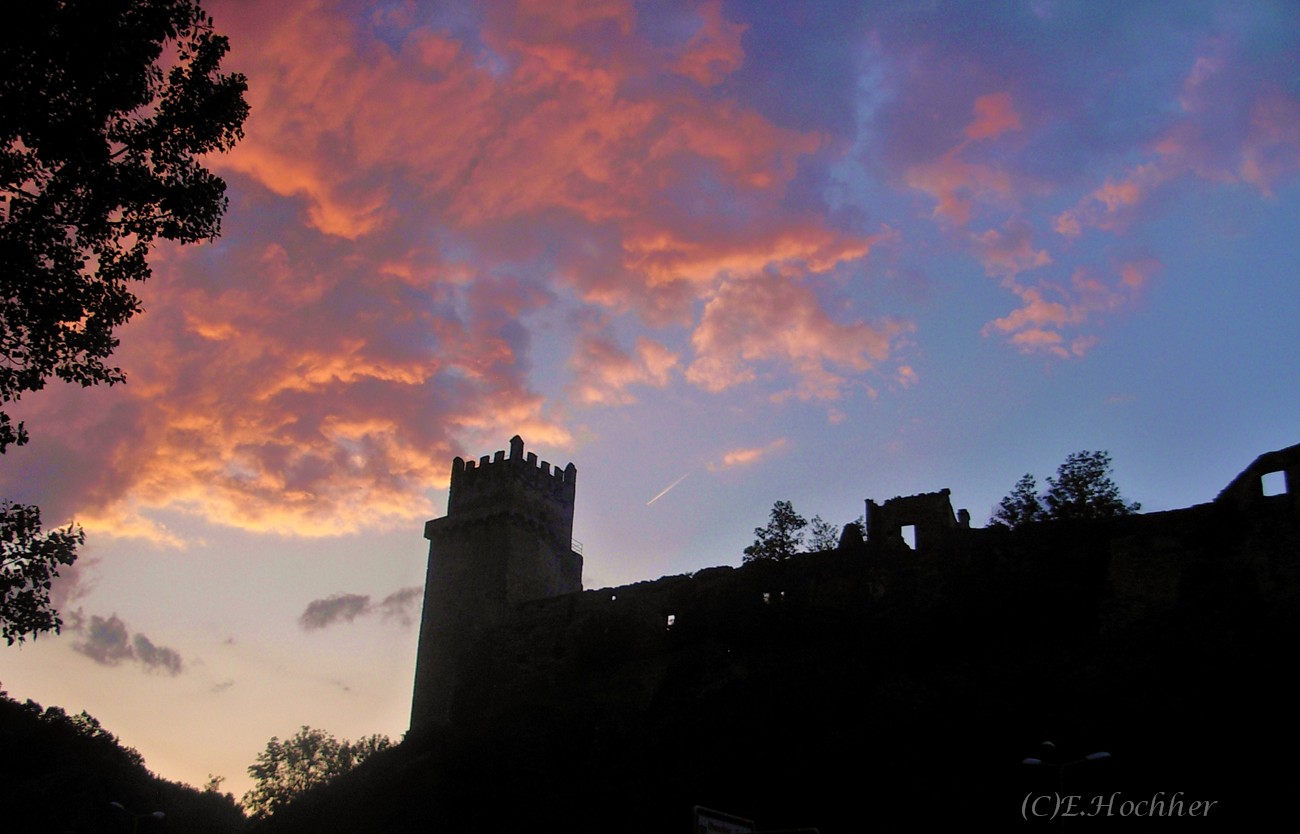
[982, 260, 1159, 358]
[672, 0, 747, 86]
[5, 0, 904, 541]
[712, 438, 788, 470]
[1240, 91, 1300, 196]
[971, 220, 1052, 281]
[905, 92, 1023, 226]
[569, 319, 678, 406]
[965, 92, 1022, 141]
[1054, 164, 1162, 237]
[906, 152, 1015, 226]
[686, 272, 909, 401]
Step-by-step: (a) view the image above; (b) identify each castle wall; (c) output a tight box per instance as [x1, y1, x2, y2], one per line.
[437, 446, 1299, 735]
[412, 440, 1300, 744]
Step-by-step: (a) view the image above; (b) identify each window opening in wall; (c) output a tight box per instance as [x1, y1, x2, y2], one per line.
[666, 614, 676, 629]
[1262, 470, 1286, 497]
[610, 594, 617, 602]
[762, 592, 771, 605]
[901, 524, 917, 550]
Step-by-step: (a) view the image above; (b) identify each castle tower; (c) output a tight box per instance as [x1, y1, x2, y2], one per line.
[410, 435, 582, 732]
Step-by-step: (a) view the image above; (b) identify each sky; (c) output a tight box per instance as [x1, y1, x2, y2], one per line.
[3, 0, 1298, 801]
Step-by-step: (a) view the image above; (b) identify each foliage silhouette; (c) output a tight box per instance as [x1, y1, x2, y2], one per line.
[991, 472, 1044, 530]
[992, 450, 1140, 529]
[243, 726, 392, 820]
[806, 513, 865, 552]
[0, 501, 82, 644]
[0, 0, 247, 643]
[743, 500, 807, 562]
[0, 687, 245, 832]
[807, 514, 840, 552]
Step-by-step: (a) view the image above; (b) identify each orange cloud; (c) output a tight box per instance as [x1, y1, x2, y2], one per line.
[4, 0, 914, 542]
[906, 152, 1015, 226]
[965, 92, 1022, 141]
[686, 272, 909, 401]
[906, 92, 1023, 226]
[570, 324, 679, 406]
[712, 437, 788, 470]
[672, 0, 747, 86]
[982, 260, 1158, 358]
[1054, 163, 1163, 236]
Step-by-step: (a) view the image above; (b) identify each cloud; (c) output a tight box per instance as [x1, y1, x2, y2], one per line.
[299, 593, 372, 630]
[982, 260, 1161, 358]
[904, 92, 1024, 226]
[971, 220, 1052, 282]
[299, 586, 423, 630]
[0, 0, 908, 540]
[687, 272, 908, 401]
[132, 633, 185, 676]
[49, 556, 99, 613]
[73, 614, 134, 666]
[569, 318, 678, 406]
[6, 0, 1296, 543]
[377, 586, 424, 627]
[711, 438, 787, 471]
[72, 614, 185, 676]
[965, 92, 1023, 141]
[671, 0, 747, 86]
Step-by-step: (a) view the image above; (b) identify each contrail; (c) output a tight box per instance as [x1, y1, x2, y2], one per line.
[646, 473, 689, 506]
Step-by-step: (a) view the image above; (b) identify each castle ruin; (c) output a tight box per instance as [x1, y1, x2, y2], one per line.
[411, 438, 1300, 739]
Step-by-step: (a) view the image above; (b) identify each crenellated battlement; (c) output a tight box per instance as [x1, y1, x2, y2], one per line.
[448, 435, 576, 516]
[439, 435, 577, 551]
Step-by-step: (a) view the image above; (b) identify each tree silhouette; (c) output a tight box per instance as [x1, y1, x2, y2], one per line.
[743, 500, 807, 562]
[991, 473, 1044, 529]
[992, 451, 1140, 529]
[0, 501, 82, 644]
[0, 0, 247, 643]
[1044, 450, 1141, 521]
[243, 726, 391, 820]
[807, 515, 841, 552]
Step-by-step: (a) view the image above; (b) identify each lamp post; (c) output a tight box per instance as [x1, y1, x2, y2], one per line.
[109, 801, 166, 833]
[1022, 742, 1110, 832]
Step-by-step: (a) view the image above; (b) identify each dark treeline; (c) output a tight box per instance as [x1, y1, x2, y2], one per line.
[0, 688, 245, 833]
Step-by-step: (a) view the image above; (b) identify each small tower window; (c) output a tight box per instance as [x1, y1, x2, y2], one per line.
[1262, 470, 1286, 497]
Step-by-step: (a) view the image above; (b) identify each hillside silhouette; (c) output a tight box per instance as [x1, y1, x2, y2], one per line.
[0, 688, 245, 833]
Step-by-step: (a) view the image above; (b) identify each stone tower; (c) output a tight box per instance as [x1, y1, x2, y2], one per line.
[410, 435, 582, 731]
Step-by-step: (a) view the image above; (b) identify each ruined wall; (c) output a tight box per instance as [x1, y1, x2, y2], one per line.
[440, 444, 1300, 736]
[865, 488, 969, 551]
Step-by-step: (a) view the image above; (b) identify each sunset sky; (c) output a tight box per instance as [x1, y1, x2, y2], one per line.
[3, 0, 1298, 800]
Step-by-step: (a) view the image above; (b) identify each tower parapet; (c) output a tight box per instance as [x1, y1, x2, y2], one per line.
[411, 436, 582, 732]
[440, 434, 577, 553]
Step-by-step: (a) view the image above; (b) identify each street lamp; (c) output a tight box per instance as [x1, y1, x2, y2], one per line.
[1022, 742, 1110, 831]
[109, 801, 166, 833]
